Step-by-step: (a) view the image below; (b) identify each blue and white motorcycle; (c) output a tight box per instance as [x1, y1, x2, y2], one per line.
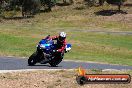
[28, 35, 71, 66]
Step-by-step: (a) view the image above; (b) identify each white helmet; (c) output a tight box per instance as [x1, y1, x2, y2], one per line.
[59, 32, 66, 41]
[59, 32, 66, 37]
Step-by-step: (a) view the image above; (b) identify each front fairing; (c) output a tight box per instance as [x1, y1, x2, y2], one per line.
[37, 39, 55, 53]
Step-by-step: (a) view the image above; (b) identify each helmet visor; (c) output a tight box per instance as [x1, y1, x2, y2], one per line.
[59, 36, 66, 41]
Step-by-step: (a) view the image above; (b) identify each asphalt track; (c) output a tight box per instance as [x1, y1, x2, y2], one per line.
[0, 56, 132, 70]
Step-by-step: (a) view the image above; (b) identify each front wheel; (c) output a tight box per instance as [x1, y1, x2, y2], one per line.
[28, 52, 37, 66]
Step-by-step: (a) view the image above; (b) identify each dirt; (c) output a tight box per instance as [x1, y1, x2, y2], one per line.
[0, 70, 131, 88]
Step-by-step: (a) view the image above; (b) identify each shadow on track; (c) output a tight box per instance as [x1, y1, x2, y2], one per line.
[28, 64, 62, 67]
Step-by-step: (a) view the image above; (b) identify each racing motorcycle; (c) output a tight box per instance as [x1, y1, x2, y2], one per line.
[28, 35, 71, 67]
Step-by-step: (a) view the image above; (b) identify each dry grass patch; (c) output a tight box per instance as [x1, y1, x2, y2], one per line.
[0, 70, 132, 88]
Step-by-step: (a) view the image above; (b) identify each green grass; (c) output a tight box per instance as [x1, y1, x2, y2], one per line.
[0, 28, 132, 65]
[68, 32, 132, 64]
[0, 33, 38, 56]
[0, 0, 132, 66]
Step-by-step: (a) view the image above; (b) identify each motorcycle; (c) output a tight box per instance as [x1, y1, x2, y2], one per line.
[28, 35, 71, 67]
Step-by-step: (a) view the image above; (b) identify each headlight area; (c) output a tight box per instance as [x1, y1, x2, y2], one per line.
[37, 44, 45, 50]
[40, 44, 46, 49]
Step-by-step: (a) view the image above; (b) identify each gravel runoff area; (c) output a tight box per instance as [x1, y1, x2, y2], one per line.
[0, 69, 131, 88]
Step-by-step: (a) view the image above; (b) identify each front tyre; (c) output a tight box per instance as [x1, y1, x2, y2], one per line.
[28, 52, 37, 66]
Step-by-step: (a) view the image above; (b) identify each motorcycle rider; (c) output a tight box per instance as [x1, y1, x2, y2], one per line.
[50, 32, 67, 53]
[41, 32, 67, 63]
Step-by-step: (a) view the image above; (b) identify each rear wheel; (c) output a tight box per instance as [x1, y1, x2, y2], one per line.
[49, 58, 62, 67]
[49, 52, 64, 67]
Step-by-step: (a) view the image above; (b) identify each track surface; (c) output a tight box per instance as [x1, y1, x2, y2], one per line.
[0, 56, 132, 70]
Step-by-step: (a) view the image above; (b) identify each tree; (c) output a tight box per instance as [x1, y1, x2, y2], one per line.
[99, 0, 127, 11]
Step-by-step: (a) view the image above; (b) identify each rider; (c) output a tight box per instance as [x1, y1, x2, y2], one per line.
[41, 32, 67, 63]
[50, 32, 67, 53]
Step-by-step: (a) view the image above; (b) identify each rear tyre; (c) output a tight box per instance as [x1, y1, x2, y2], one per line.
[49, 58, 62, 67]
[49, 52, 64, 67]
[28, 52, 37, 66]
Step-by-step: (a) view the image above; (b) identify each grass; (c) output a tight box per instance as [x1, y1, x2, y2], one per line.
[0, 28, 132, 65]
[0, 0, 132, 65]
[67, 32, 132, 64]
